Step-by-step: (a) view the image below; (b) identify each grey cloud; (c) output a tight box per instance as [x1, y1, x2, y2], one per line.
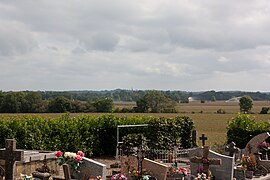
[80, 32, 120, 52]
[0, 20, 36, 56]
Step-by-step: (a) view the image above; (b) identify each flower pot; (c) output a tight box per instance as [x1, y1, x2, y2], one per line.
[245, 170, 253, 179]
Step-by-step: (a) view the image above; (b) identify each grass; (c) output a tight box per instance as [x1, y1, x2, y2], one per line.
[1, 101, 269, 147]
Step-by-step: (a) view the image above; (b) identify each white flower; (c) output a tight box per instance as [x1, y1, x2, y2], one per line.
[64, 152, 77, 158]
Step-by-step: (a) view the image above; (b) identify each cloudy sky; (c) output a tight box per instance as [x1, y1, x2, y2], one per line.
[1, 0, 270, 91]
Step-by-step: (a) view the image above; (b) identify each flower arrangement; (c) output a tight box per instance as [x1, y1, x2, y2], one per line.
[54, 151, 85, 172]
[110, 173, 127, 180]
[167, 166, 190, 176]
[129, 166, 150, 180]
[257, 141, 270, 153]
[240, 155, 257, 171]
[195, 173, 210, 180]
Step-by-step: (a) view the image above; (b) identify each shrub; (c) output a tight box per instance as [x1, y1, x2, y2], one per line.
[260, 107, 270, 114]
[217, 109, 226, 114]
[0, 114, 195, 156]
[227, 113, 269, 149]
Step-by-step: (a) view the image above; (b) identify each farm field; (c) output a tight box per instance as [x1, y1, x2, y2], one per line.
[0, 101, 269, 146]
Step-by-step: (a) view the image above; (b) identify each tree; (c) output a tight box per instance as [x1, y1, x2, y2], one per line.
[88, 97, 113, 112]
[239, 96, 253, 113]
[48, 96, 71, 113]
[136, 90, 176, 113]
[260, 107, 269, 114]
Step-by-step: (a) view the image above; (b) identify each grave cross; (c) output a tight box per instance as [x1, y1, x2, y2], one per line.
[190, 146, 221, 177]
[199, 134, 208, 146]
[225, 142, 240, 157]
[0, 139, 24, 180]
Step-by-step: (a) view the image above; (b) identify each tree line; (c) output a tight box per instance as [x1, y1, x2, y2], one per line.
[0, 90, 176, 113]
[0, 90, 269, 113]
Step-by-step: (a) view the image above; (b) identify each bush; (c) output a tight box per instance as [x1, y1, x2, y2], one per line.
[260, 107, 270, 114]
[0, 114, 195, 156]
[227, 113, 269, 149]
[217, 109, 226, 114]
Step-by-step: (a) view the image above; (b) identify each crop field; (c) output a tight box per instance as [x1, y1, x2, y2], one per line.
[0, 101, 269, 146]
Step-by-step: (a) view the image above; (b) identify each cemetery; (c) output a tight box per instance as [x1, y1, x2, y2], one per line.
[0, 113, 269, 179]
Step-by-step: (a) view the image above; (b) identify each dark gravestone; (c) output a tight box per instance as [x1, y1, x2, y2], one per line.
[0, 139, 24, 180]
[199, 134, 208, 146]
[192, 130, 197, 147]
[225, 142, 240, 157]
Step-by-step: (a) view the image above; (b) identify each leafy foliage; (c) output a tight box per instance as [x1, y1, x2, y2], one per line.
[227, 113, 269, 149]
[135, 90, 176, 113]
[0, 114, 195, 156]
[239, 96, 253, 113]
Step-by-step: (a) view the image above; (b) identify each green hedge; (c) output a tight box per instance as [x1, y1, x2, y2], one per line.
[0, 114, 194, 156]
[227, 113, 270, 149]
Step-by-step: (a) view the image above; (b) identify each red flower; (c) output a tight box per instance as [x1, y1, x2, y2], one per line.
[54, 151, 63, 157]
[75, 155, 83, 162]
[77, 151, 85, 157]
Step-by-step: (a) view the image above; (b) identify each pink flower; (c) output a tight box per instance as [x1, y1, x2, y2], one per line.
[54, 151, 63, 157]
[77, 151, 85, 157]
[75, 155, 83, 162]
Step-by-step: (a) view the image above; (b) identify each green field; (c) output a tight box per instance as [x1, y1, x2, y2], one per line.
[0, 101, 269, 146]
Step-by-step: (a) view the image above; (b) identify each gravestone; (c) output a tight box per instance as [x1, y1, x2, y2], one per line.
[199, 134, 207, 146]
[189, 146, 234, 180]
[80, 157, 106, 180]
[225, 142, 240, 157]
[244, 132, 270, 172]
[121, 156, 167, 180]
[0, 139, 24, 180]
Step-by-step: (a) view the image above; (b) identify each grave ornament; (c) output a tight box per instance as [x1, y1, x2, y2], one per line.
[190, 146, 221, 177]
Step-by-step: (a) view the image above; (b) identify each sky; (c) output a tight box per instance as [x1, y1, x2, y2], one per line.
[1, 0, 270, 92]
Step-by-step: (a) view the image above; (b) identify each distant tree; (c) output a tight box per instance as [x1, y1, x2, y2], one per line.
[71, 100, 87, 113]
[21, 92, 43, 113]
[48, 96, 71, 113]
[136, 90, 176, 113]
[88, 97, 113, 112]
[260, 107, 270, 114]
[239, 96, 253, 113]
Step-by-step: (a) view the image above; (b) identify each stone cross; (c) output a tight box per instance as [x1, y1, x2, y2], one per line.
[225, 142, 240, 157]
[190, 146, 221, 177]
[199, 134, 208, 146]
[0, 139, 24, 180]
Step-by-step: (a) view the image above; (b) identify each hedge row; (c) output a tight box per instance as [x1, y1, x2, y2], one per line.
[0, 114, 194, 156]
[227, 113, 270, 149]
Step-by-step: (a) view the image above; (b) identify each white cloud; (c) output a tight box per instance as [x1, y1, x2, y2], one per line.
[0, 0, 270, 91]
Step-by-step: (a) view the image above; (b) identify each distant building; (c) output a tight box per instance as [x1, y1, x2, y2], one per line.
[225, 97, 241, 102]
[188, 97, 199, 102]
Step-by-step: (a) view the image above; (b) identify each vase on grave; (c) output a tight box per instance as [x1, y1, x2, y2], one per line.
[70, 169, 84, 179]
[245, 170, 253, 179]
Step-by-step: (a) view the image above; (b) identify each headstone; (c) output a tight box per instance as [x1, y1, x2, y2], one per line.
[80, 157, 106, 180]
[225, 142, 240, 157]
[190, 146, 221, 177]
[192, 130, 197, 147]
[189, 147, 234, 180]
[199, 134, 207, 146]
[121, 156, 168, 180]
[0, 139, 24, 180]
[244, 132, 270, 171]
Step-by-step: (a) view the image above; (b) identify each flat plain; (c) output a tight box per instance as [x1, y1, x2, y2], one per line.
[0, 101, 269, 146]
